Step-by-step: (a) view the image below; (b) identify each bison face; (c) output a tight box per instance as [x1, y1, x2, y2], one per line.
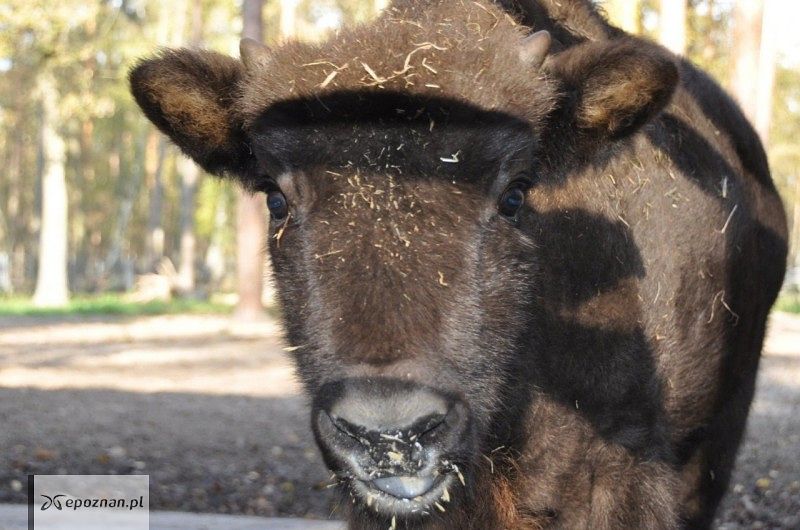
[129, 4, 678, 521]
[249, 95, 542, 520]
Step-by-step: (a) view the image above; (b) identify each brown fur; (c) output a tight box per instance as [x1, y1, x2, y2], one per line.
[129, 48, 252, 176]
[237, 0, 559, 130]
[502, 0, 617, 41]
[129, 1, 787, 528]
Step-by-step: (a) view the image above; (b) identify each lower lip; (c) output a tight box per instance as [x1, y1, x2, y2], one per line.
[351, 474, 457, 516]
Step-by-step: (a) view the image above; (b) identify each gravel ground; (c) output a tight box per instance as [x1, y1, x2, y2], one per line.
[0, 312, 797, 526]
[714, 312, 800, 529]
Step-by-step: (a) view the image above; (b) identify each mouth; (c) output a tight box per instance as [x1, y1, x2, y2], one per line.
[372, 475, 436, 498]
[350, 472, 456, 516]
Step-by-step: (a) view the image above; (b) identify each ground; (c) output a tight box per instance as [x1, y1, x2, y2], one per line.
[0, 312, 798, 527]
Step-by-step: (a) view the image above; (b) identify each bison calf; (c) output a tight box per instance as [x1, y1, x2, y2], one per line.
[130, 0, 788, 528]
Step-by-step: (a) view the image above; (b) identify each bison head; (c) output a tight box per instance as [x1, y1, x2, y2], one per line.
[130, 0, 677, 526]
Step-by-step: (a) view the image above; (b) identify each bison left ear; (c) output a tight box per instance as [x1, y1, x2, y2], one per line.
[129, 48, 254, 179]
[546, 38, 679, 141]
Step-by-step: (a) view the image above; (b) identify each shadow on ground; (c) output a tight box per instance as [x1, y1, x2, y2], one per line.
[0, 312, 797, 527]
[0, 388, 337, 520]
[713, 314, 800, 529]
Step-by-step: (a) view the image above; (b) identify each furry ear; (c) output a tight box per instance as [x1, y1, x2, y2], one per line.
[547, 38, 679, 141]
[129, 49, 254, 177]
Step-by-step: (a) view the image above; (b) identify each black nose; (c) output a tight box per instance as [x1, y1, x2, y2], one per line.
[330, 411, 448, 449]
[312, 378, 471, 504]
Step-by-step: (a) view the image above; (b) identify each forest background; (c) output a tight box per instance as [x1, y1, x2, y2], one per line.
[1, 0, 798, 316]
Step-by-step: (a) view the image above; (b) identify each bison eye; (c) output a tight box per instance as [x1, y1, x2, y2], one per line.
[497, 180, 530, 219]
[267, 190, 289, 220]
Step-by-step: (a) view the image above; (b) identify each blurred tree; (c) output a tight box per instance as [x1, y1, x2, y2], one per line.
[685, 0, 733, 83]
[176, 158, 200, 294]
[0, 3, 103, 306]
[659, 0, 687, 54]
[280, 0, 300, 39]
[236, 0, 268, 320]
[604, 0, 641, 34]
[770, 65, 800, 268]
[144, 130, 167, 270]
[754, 0, 777, 143]
[33, 69, 69, 306]
[792, 175, 800, 269]
[0, 0, 796, 301]
[176, 0, 203, 295]
[199, 179, 233, 289]
[373, 0, 390, 15]
[730, 0, 764, 122]
[142, 0, 179, 272]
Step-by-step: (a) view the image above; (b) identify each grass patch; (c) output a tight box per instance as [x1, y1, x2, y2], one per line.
[0, 294, 234, 317]
[776, 292, 800, 314]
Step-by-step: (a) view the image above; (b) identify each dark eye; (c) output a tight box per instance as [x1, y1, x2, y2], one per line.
[497, 180, 530, 218]
[267, 190, 289, 220]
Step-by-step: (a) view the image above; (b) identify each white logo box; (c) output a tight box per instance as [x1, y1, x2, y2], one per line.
[32, 475, 149, 530]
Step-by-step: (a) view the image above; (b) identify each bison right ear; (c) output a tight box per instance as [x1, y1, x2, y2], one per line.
[546, 38, 679, 142]
[129, 48, 254, 178]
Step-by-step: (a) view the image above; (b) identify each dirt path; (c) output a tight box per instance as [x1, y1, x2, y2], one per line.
[0, 312, 798, 527]
[715, 311, 800, 529]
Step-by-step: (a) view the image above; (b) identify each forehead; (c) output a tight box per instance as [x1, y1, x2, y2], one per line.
[236, 0, 558, 131]
[250, 92, 535, 184]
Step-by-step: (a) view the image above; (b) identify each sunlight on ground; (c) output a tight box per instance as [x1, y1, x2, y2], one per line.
[0, 314, 302, 397]
[0, 311, 797, 399]
[764, 311, 800, 359]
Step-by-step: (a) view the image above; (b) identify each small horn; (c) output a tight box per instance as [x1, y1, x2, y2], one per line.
[519, 30, 552, 68]
[240, 38, 271, 71]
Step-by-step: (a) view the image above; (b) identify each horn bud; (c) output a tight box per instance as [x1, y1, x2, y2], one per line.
[519, 30, 552, 68]
[240, 38, 271, 71]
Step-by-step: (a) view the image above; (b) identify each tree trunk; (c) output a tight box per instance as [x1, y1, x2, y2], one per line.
[793, 174, 800, 269]
[33, 71, 69, 307]
[205, 194, 228, 287]
[279, 0, 299, 40]
[175, 0, 204, 294]
[145, 130, 166, 271]
[605, 0, 640, 34]
[659, 0, 686, 55]
[236, 0, 268, 320]
[730, 0, 764, 123]
[176, 157, 199, 294]
[0, 131, 9, 292]
[105, 131, 141, 291]
[1, 116, 22, 291]
[754, 0, 777, 144]
[73, 120, 94, 288]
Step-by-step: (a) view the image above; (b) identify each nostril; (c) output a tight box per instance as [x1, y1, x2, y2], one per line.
[328, 410, 448, 446]
[328, 414, 370, 444]
[329, 414, 350, 434]
[411, 412, 447, 439]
